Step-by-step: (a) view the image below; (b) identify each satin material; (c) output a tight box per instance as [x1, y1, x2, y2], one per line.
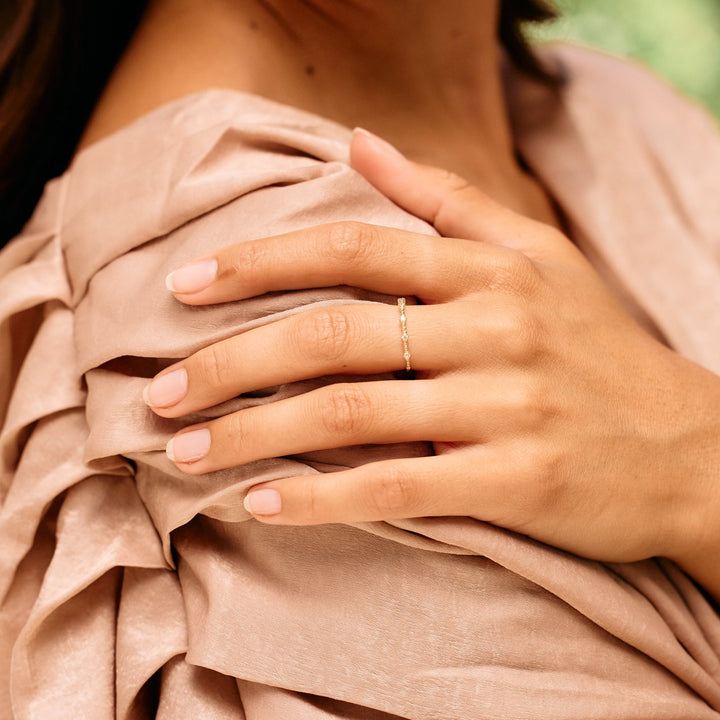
[2, 45, 720, 719]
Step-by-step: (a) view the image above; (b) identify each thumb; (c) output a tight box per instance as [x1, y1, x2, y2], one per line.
[349, 127, 571, 261]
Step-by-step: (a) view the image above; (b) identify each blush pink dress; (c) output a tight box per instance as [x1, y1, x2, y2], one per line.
[1, 45, 720, 719]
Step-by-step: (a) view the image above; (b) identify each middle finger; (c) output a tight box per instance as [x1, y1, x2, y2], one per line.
[144, 301, 480, 417]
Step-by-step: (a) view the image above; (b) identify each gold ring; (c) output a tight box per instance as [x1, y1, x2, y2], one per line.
[397, 297, 411, 372]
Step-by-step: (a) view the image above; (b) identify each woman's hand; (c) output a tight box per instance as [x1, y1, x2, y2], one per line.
[145, 129, 720, 592]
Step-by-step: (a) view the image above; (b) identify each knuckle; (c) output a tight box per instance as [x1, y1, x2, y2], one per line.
[440, 169, 472, 194]
[235, 240, 267, 278]
[504, 380, 546, 429]
[492, 305, 543, 363]
[294, 308, 356, 364]
[366, 465, 417, 516]
[318, 384, 372, 437]
[516, 442, 566, 514]
[196, 343, 232, 388]
[432, 172, 473, 227]
[221, 412, 251, 457]
[325, 221, 374, 265]
[302, 475, 322, 523]
[489, 250, 540, 294]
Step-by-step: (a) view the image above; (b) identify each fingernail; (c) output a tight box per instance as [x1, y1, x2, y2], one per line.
[353, 127, 405, 158]
[166, 259, 218, 294]
[143, 368, 188, 408]
[166, 428, 211, 463]
[244, 488, 282, 516]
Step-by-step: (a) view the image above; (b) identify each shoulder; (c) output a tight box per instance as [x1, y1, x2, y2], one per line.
[519, 42, 720, 239]
[539, 42, 720, 165]
[21, 89, 431, 302]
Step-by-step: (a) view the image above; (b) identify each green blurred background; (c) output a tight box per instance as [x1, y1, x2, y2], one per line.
[533, 0, 720, 119]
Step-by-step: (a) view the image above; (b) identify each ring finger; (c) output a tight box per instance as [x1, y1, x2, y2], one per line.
[165, 377, 485, 474]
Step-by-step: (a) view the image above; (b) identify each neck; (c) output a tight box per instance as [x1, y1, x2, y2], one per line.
[241, 1, 510, 153]
[80, 0, 558, 224]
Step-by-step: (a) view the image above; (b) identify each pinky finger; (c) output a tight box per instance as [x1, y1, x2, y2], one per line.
[242, 453, 481, 526]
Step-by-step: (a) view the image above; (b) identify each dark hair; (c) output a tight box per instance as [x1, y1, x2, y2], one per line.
[0, 0, 557, 247]
[0, 0, 147, 246]
[500, 0, 559, 83]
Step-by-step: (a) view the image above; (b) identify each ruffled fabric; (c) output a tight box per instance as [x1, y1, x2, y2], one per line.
[1, 45, 720, 719]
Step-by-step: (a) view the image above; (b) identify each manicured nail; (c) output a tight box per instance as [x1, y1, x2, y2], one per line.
[166, 428, 211, 463]
[243, 488, 282, 516]
[165, 259, 218, 294]
[353, 127, 405, 158]
[143, 368, 188, 408]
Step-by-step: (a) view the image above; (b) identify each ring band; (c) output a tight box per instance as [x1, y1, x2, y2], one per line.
[397, 297, 412, 372]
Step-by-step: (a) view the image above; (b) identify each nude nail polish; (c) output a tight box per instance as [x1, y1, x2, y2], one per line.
[144, 368, 188, 408]
[165, 259, 218, 294]
[353, 127, 405, 158]
[244, 488, 282, 516]
[166, 428, 211, 463]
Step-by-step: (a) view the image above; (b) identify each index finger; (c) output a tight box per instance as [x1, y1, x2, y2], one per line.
[164, 221, 530, 305]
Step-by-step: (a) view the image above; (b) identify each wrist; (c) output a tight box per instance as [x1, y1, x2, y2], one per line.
[671, 542, 720, 603]
[670, 453, 720, 600]
[663, 365, 720, 600]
